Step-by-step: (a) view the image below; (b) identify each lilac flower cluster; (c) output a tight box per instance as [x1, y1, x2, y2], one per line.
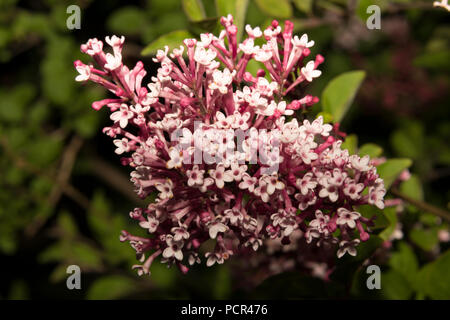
[75, 15, 385, 276]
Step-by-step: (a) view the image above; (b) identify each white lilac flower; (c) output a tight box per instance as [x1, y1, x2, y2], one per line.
[245, 25, 262, 38]
[113, 138, 130, 155]
[199, 33, 214, 47]
[292, 34, 314, 49]
[188, 252, 201, 265]
[110, 104, 134, 128]
[239, 38, 258, 55]
[199, 177, 214, 193]
[262, 174, 285, 195]
[343, 180, 365, 200]
[104, 52, 122, 71]
[139, 215, 159, 233]
[253, 179, 271, 202]
[349, 155, 371, 172]
[368, 186, 386, 209]
[224, 208, 244, 225]
[166, 147, 183, 169]
[239, 174, 258, 192]
[433, 0, 450, 11]
[296, 172, 317, 195]
[130, 103, 150, 114]
[155, 179, 174, 199]
[255, 77, 278, 96]
[186, 165, 205, 186]
[208, 221, 228, 239]
[309, 210, 330, 231]
[337, 239, 360, 258]
[336, 208, 361, 229]
[244, 237, 263, 251]
[228, 162, 247, 181]
[215, 111, 233, 129]
[318, 182, 339, 202]
[209, 68, 234, 94]
[205, 252, 223, 267]
[209, 164, 233, 189]
[171, 226, 190, 241]
[75, 64, 91, 81]
[162, 235, 184, 261]
[301, 61, 322, 82]
[82, 38, 103, 56]
[254, 46, 273, 62]
[231, 111, 251, 130]
[194, 46, 217, 66]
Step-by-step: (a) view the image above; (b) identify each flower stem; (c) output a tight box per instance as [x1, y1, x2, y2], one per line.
[390, 188, 450, 222]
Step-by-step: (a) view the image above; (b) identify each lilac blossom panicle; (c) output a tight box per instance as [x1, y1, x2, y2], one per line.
[75, 16, 386, 276]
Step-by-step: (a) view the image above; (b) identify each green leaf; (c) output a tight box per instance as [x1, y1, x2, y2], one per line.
[107, 6, 148, 35]
[216, 0, 249, 42]
[58, 211, 78, 238]
[358, 204, 388, 230]
[30, 176, 53, 196]
[189, 17, 220, 33]
[245, 59, 266, 78]
[254, 0, 292, 18]
[293, 0, 313, 13]
[381, 270, 413, 299]
[389, 242, 418, 286]
[410, 228, 439, 252]
[87, 191, 135, 265]
[400, 174, 423, 212]
[390, 121, 424, 160]
[182, 0, 206, 21]
[49, 264, 70, 283]
[340, 134, 358, 155]
[378, 207, 397, 241]
[28, 101, 50, 126]
[376, 158, 412, 189]
[391, 130, 421, 160]
[74, 111, 100, 138]
[39, 243, 64, 264]
[41, 37, 77, 105]
[358, 143, 383, 158]
[414, 51, 450, 71]
[316, 111, 334, 123]
[26, 136, 62, 167]
[419, 213, 440, 227]
[141, 30, 193, 56]
[87, 275, 136, 300]
[321, 71, 366, 123]
[71, 243, 103, 269]
[0, 84, 35, 123]
[416, 250, 450, 299]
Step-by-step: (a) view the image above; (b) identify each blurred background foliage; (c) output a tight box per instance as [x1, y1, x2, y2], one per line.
[0, 0, 449, 299]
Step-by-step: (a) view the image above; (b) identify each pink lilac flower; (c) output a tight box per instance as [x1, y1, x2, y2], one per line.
[75, 18, 385, 276]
